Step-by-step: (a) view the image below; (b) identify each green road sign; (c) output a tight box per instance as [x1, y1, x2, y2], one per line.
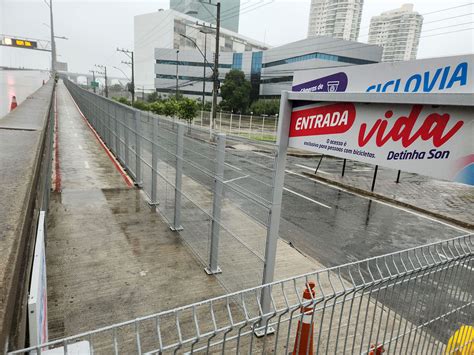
[91, 81, 99, 88]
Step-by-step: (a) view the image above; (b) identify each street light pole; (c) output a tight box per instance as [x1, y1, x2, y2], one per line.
[212, 2, 221, 132]
[176, 50, 180, 98]
[104, 66, 108, 98]
[117, 48, 135, 103]
[95, 64, 108, 98]
[89, 70, 96, 93]
[179, 31, 214, 109]
[44, 0, 57, 71]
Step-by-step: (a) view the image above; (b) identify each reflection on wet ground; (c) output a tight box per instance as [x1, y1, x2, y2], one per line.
[47, 81, 224, 340]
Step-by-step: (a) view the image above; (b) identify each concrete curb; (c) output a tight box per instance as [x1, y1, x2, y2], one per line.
[302, 172, 474, 231]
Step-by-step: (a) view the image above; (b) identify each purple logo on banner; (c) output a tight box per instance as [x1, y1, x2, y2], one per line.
[292, 72, 348, 93]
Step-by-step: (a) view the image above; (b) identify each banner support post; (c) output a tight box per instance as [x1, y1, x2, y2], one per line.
[257, 91, 292, 336]
[371, 165, 379, 192]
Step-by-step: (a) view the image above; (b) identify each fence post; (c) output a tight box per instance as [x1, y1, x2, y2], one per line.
[106, 101, 111, 146]
[124, 110, 130, 168]
[229, 113, 233, 134]
[200, 109, 203, 127]
[249, 114, 253, 138]
[134, 110, 143, 187]
[171, 123, 184, 231]
[149, 118, 159, 206]
[261, 115, 266, 139]
[238, 114, 242, 135]
[205, 132, 226, 275]
[113, 104, 118, 155]
[257, 91, 291, 336]
[219, 111, 222, 131]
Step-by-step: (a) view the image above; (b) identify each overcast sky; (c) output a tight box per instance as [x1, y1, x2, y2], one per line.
[1, 0, 473, 74]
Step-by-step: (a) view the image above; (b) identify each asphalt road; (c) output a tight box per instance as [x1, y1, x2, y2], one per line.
[137, 121, 471, 344]
[134, 118, 469, 269]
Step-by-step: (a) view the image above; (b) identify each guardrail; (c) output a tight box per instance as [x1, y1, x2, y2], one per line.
[9, 233, 473, 354]
[0, 80, 55, 351]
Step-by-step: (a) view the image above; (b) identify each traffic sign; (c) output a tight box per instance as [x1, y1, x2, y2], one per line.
[2, 37, 38, 49]
[91, 81, 99, 88]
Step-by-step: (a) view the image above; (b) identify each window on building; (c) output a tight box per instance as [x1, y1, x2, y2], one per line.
[232, 53, 243, 70]
[251, 51, 263, 74]
[262, 51, 376, 68]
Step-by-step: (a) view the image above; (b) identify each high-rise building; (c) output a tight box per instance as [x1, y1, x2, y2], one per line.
[170, 0, 241, 33]
[307, 0, 363, 41]
[368, 4, 423, 62]
[134, 9, 266, 93]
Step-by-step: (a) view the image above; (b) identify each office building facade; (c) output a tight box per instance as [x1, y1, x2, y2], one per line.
[308, 0, 364, 41]
[134, 9, 267, 94]
[368, 4, 423, 62]
[170, 0, 241, 32]
[154, 37, 382, 100]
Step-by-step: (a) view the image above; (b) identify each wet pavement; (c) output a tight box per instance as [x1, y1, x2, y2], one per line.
[137, 130, 469, 270]
[293, 155, 474, 229]
[47, 82, 225, 339]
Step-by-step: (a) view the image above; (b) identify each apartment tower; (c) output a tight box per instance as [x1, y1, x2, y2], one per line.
[170, 0, 241, 32]
[368, 4, 423, 62]
[307, 0, 364, 41]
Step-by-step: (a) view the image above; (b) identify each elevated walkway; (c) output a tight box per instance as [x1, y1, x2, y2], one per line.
[47, 82, 225, 339]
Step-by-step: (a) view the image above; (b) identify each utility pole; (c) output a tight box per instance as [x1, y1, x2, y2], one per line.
[89, 70, 96, 93]
[95, 64, 108, 98]
[176, 50, 180, 98]
[202, 31, 207, 107]
[117, 48, 135, 103]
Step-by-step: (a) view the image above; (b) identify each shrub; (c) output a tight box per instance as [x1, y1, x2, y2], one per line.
[113, 96, 131, 106]
[250, 99, 280, 116]
[132, 100, 150, 111]
[149, 101, 165, 115]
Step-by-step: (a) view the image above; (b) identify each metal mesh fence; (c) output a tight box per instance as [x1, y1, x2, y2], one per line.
[11, 233, 473, 354]
[63, 80, 275, 293]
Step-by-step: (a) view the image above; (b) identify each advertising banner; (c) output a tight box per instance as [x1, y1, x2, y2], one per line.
[292, 55, 473, 94]
[288, 102, 474, 185]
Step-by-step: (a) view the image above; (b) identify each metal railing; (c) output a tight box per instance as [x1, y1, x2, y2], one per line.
[10, 233, 473, 354]
[63, 79, 279, 293]
[194, 110, 279, 142]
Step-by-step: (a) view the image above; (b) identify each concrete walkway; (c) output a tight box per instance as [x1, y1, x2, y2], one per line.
[46, 82, 225, 339]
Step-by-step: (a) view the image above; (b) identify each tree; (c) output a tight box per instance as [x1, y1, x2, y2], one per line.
[147, 91, 161, 103]
[220, 70, 251, 113]
[150, 101, 165, 115]
[163, 99, 180, 117]
[250, 99, 280, 116]
[177, 97, 198, 123]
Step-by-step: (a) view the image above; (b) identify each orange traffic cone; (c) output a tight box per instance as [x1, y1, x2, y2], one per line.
[369, 344, 385, 355]
[10, 96, 18, 111]
[293, 281, 316, 355]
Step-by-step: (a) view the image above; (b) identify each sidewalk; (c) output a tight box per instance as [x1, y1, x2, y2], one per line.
[47, 82, 225, 339]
